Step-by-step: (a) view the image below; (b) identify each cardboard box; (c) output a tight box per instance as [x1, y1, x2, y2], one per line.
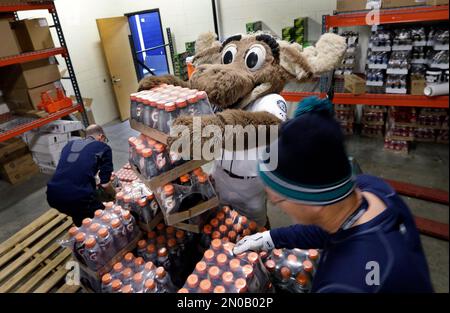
[70, 96, 95, 125]
[382, 0, 426, 8]
[0, 18, 21, 58]
[38, 164, 57, 175]
[38, 119, 84, 134]
[0, 58, 60, 90]
[411, 78, 426, 95]
[336, 0, 368, 12]
[0, 153, 39, 184]
[0, 137, 29, 164]
[27, 140, 67, 154]
[12, 18, 55, 52]
[32, 150, 61, 167]
[426, 0, 449, 5]
[24, 131, 70, 146]
[344, 74, 366, 95]
[4, 81, 63, 111]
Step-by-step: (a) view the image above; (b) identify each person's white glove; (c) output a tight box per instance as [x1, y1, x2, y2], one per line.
[233, 231, 275, 255]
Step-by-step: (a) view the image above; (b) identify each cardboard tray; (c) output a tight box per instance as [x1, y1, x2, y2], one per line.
[162, 196, 220, 226]
[130, 119, 169, 145]
[138, 211, 164, 233]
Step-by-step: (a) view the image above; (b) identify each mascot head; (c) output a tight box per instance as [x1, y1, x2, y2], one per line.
[189, 32, 347, 110]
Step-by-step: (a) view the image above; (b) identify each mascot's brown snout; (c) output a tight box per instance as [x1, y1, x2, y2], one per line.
[190, 63, 255, 108]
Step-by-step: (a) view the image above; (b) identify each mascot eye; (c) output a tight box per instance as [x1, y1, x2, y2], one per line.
[222, 45, 237, 64]
[245, 44, 266, 71]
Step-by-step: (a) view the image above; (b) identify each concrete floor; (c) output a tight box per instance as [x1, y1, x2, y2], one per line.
[0, 120, 448, 292]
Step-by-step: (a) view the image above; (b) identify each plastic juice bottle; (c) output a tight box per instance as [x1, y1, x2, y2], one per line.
[222, 271, 234, 290]
[208, 266, 222, 285]
[134, 144, 145, 170]
[132, 272, 145, 293]
[130, 93, 139, 121]
[186, 274, 200, 292]
[110, 218, 128, 250]
[121, 284, 134, 293]
[176, 98, 189, 116]
[101, 273, 113, 293]
[157, 100, 168, 132]
[229, 258, 241, 274]
[187, 94, 200, 116]
[279, 266, 292, 290]
[162, 184, 178, 214]
[142, 96, 153, 127]
[123, 252, 135, 268]
[89, 223, 101, 237]
[235, 278, 248, 293]
[166, 226, 175, 238]
[308, 249, 320, 266]
[293, 271, 310, 293]
[116, 191, 125, 209]
[149, 96, 160, 129]
[227, 230, 237, 243]
[144, 261, 156, 280]
[137, 239, 148, 258]
[147, 192, 159, 218]
[195, 261, 207, 277]
[175, 230, 186, 252]
[137, 198, 151, 224]
[196, 91, 211, 114]
[197, 173, 214, 200]
[203, 249, 215, 263]
[157, 247, 171, 269]
[219, 225, 228, 237]
[74, 232, 86, 263]
[198, 279, 212, 293]
[155, 267, 175, 293]
[154, 144, 170, 173]
[142, 148, 158, 179]
[97, 227, 115, 261]
[156, 235, 166, 248]
[156, 222, 165, 234]
[211, 239, 222, 252]
[122, 210, 138, 241]
[83, 237, 100, 270]
[164, 102, 178, 133]
[201, 225, 212, 249]
[67, 226, 79, 250]
[112, 262, 124, 280]
[134, 257, 145, 272]
[225, 218, 234, 230]
[144, 243, 157, 263]
[210, 218, 219, 232]
[122, 267, 134, 286]
[143, 279, 157, 293]
[111, 279, 122, 293]
[81, 218, 92, 234]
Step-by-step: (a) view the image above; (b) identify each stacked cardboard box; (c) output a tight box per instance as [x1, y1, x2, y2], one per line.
[0, 138, 38, 184]
[361, 106, 387, 138]
[24, 120, 84, 174]
[335, 104, 355, 135]
[384, 107, 417, 154]
[415, 108, 449, 143]
[0, 17, 21, 58]
[282, 17, 308, 46]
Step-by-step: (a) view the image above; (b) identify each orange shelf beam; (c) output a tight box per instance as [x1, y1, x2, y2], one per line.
[325, 5, 449, 29]
[0, 47, 67, 68]
[0, 1, 55, 13]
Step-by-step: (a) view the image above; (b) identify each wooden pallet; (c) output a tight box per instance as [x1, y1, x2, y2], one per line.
[0, 209, 80, 293]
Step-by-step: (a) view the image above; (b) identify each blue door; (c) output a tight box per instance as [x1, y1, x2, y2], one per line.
[127, 9, 169, 80]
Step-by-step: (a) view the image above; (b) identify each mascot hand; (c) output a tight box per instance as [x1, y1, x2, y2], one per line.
[138, 74, 189, 91]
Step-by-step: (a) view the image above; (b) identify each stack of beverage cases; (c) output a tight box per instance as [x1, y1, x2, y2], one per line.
[61, 84, 320, 293]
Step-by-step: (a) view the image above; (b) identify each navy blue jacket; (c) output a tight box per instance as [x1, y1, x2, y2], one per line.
[270, 175, 433, 293]
[47, 137, 113, 204]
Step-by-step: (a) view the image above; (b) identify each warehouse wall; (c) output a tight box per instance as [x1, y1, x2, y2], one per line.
[17, 0, 337, 126]
[217, 0, 337, 42]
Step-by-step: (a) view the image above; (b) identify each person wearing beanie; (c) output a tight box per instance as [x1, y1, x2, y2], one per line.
[233, 97, 433, 293]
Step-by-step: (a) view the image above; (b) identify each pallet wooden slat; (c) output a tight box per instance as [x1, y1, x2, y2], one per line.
[33, 260, 72, 293]
[56, 283, 81, 293]
[0, 209, 59, 257]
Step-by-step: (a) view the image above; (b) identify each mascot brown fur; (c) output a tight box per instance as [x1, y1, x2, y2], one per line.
[138, 32, 347, 226]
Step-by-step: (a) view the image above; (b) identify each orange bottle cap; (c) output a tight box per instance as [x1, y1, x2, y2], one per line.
[113, 262, 124, 272]
[196, 91, 207, 99]
[101, 273, 112, 285]
[211, 231, 221, 240]
[167, 238, 177, 248]
[158, 247, 168, 257]
[147, 244, 156, 253]
[94, 210, 103, 218]
[225, 218, 234, 227]
[222, 237, 230, 243]
[176, 230, 185, 240]
[154, 143, 165, 153]
[229, 259, 241, 272]
[121, 284, 133, 293]
[216, 253, 228, 266]
[208, 266, 220, 279]
[233, 223, 243, 234]
[203, 224, 212, 235]
[144, 279, 156, 290]
[175, 99, 187, 108]
[98, 228, 109, 238]
[234, 278, 247, 293]
[165, 102, 177, 112]
[163, 184, 175, 196]
[273, 249, 283, 258]
[89, 223, 100, 232]
[296, 272, 308, 286]
[303, 260, 313, 273]
[142, 148, 153, 158]
[211, 238, 222, 250]
[145, 261, 155, 271]
[148, 231, 157, 239]
[222, 271, 234, 285]
[82, 218, 92, 227]
[219, 225, 228, 235]
[180, 174, 190, 183]
[287, 254, 298, 263]
[166, 226, 175, 235]
[213, 285, 226, 293]
[195, 261, 207, 274]
[177, 288, 189, 293]
[111, 218, 121, 228]
[280, 266, 292, 279]
[216, 212, 225, 221]
[197, 173, 208, 183]
[111, 279, 122, 291]
[135, 257, 144, 266]
[247, 252, 259, 264]
[156, 235, 166, 245]
[85, 237, 96, 248]
[124, 252, 134, 262]
[156, 223, 165, 231]
[203, 249, 215, 262]
[123, 268, 133, 278]
[133, 272, 143, 283]
[68, 227, 78, 237]
[199, 279, 212, 292]
[192, 168, 204, 176]
[227, 230, 237, 241]
[242, 264, 254, 278]
[265, 259, 276, 272]
[187, 274, 199, 288]
[210, 218, 219, 228]
[308, 249, 319, 260]
[155, 267, 166, 278]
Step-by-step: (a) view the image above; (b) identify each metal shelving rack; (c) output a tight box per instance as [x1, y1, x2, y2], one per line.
[0, 1, 88, 142]
[280, 4, 450, 108]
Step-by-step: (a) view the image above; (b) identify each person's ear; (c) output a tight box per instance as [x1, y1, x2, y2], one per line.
[193, 32, 222, 66]
[279, 33, 347, 82]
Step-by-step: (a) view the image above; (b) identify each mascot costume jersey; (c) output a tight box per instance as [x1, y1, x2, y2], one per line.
[139, 32, 347, 226]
